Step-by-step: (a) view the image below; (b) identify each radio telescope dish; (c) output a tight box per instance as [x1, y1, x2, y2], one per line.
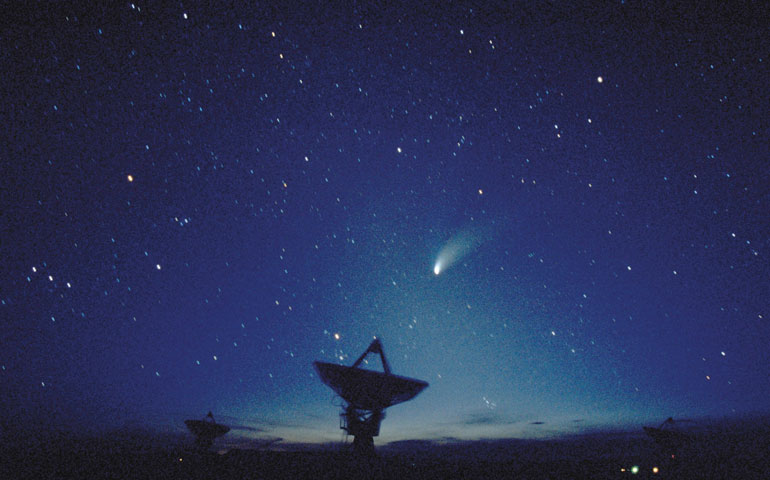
[314, 338, 428, 456]
[643, 417, 696, 456]
[184, 412, 230, 449]
[314, 362, 428, 410]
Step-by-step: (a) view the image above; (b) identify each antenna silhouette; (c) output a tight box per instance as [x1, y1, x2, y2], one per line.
[643, 417, 695, 457]
[184, 411, 230, 449]
[314, 338, 428, 456]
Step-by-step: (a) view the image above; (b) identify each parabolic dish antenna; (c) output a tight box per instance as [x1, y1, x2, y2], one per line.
[184, 412, 230, 449]
[643, 417, 695, 456]
[314, 338, 428, 456]
[314, 362, 428, 411]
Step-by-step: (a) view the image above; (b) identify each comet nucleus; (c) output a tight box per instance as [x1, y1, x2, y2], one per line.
[433, 262, 442, 275]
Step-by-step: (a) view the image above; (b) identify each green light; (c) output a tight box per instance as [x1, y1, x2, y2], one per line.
[631, 465, 639, 474]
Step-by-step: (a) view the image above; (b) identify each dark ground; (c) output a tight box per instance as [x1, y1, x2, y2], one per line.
[2, 426, 768, 479]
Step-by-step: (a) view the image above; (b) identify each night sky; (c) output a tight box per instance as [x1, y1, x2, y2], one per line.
[2, 3, 768, 447]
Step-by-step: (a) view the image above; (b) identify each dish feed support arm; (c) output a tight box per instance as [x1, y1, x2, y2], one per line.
[351, 339, 391, 374]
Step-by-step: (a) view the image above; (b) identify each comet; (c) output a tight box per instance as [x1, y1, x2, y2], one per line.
[433, 229, 483, 276]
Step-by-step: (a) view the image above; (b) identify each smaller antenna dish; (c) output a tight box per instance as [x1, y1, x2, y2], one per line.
[643, 417, 694, 455]
[184, 412, 230, 449]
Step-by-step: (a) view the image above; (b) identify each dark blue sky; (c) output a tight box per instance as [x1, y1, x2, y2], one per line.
[2, 2, 768, 446]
